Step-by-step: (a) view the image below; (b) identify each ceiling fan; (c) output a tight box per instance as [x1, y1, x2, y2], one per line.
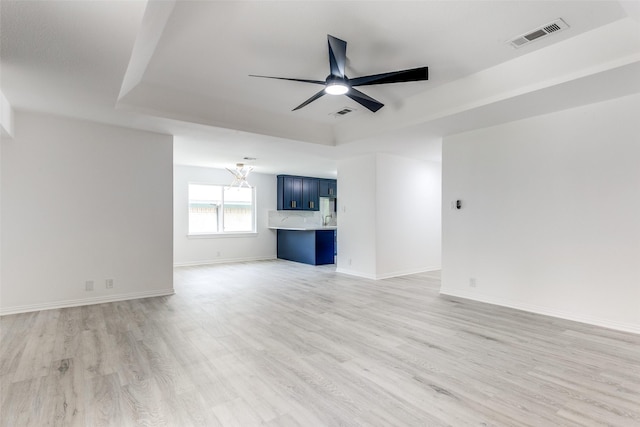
[250, 35, 429, 113]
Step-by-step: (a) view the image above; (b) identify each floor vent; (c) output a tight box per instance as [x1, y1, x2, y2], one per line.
[509, 18, 569, 48]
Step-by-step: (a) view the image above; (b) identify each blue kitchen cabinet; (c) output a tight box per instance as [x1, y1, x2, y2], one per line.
[277, 229, 335, 265]
[303, 177, 319, 210]
[277, 175, 319, 211]
[319, 179, 337, 198]
[277, 175, 302, 210]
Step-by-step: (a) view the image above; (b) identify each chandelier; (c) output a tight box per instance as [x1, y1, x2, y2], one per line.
[226, 163, 253, 188]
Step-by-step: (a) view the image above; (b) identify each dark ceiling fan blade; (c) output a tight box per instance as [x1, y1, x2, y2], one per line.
[292, 89, 326, 111]
[349, 66, 428, 87]
[252, 35, 428, 114]
[327, 35, 347, 78]
[249, 75, 325, 85]
[345, 88, 384, 112]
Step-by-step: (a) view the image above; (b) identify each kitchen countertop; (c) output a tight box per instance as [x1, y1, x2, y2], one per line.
[269, 226, 337, 231]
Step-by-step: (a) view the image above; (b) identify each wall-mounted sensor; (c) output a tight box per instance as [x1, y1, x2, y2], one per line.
[456, 200, 462, 209]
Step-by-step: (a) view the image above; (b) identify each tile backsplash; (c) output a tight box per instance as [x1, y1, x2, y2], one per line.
[268, 208, 337, 229]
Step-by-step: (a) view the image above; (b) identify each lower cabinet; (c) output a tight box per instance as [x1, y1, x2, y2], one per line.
[277, 229, 335, 265]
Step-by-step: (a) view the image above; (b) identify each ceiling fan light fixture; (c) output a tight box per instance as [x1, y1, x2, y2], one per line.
[325, 83, 349, 95]
[250, 35, 428, 112]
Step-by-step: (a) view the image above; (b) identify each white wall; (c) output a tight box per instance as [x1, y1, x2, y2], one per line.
[0, 112, 174, 314]
[0, 128, 4, 302]
[337, 153, 441, 279]
[376, 153, 441, 278]
[1, 91, 14, 303]
[173, 165, 277, 266]
[0, 90, 14, 138]
[336, 154, 378, 278]
[441, 94, 640, 334]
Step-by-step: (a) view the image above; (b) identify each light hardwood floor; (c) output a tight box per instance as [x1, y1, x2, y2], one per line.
[1, 260, 639, 426]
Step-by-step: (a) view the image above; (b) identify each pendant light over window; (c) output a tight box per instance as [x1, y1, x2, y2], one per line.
[226, 163, 253, 189]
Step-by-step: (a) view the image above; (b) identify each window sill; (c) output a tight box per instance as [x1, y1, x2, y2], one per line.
[187, 232, 258, 239]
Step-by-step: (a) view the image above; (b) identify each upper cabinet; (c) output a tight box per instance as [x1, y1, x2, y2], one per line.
[277, 175, 319, 211]
[302, 177, 319, 210]
[278, 175, 303, 210]
[319, 179, 337, 198]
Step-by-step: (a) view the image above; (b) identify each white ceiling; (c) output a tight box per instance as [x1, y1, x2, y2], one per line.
[2, 1, 639, 177]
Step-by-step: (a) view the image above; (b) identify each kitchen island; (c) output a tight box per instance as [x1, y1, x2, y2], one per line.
[270, 226, 336, 265]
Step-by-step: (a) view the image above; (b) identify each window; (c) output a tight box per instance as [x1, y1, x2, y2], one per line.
[188, 183, 256, 235]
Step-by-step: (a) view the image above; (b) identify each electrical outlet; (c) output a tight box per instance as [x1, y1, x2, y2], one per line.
[106, 279, 114, 289]
[85, 280, 94, 291]
[469, 278, 477, 288]
[349, 258, 352, 266]
[216, 251, 221, 257]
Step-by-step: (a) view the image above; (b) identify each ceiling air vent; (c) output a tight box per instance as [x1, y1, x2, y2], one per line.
[509, 18, 569, 49]
[330, 107, 357, 118]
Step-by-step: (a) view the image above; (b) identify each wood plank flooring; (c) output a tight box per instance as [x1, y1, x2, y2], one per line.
[1, 260, 639, 426]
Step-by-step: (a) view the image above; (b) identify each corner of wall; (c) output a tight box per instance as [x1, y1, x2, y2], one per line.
[0, 90, 14, 139]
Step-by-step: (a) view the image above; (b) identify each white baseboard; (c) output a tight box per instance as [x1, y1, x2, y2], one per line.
[335, 268, 377, 280]
[336, 266, 441, 281]
[174, 255, 276, 267]
[0, 289, 175, 316]
[440, 288, 640, 335]
[375, 265, 441, 280]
